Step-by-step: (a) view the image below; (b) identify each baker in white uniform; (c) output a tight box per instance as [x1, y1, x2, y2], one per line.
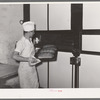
[13, 21, 39, 88]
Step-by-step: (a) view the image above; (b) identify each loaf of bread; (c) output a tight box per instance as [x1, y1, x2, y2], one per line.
[43, 45, 57, 51]
[40, 49, 55, 53]
[43, 45, 56, 48]
[38, 52, 54, 59]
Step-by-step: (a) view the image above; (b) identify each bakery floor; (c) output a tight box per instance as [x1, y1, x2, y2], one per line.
[0, 63, 19, 88]
[0, 63, 43, 88]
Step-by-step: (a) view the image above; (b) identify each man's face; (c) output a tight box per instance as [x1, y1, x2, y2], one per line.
[29, 30, 35, 38]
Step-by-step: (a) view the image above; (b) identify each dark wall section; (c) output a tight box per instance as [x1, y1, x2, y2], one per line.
[36, 30, 74, 52]
[82, 30, 100, 35]
[71, 4, 82, 51]
[23, 4, 82, 52]
[23, 4, 30, 22]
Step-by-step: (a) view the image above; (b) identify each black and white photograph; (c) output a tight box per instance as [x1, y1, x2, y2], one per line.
[0, 0, 100, 98]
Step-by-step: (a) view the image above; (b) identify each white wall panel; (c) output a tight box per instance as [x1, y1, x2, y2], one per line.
[37, 62, 47, 88]
[49, 52, 72, 88]
[83, 3, 100, 29]
[49, 3, 71, 30]
[82, 35, 100, 52]
[80, 54, 100, 88]
[30, 4, 47, 30]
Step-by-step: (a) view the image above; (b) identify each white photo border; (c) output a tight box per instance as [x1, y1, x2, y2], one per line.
[0, 0, 100, 99]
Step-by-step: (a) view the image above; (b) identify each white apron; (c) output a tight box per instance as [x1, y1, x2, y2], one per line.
[18, 62, 39, 88]
[15, 37, 39, 88]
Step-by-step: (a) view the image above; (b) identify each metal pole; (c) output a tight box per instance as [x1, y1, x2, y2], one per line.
[47, 61, 49, 88]
[75, 64, 79, 88]
[70, 57, 80, 88]
[72, 64, 75, 88]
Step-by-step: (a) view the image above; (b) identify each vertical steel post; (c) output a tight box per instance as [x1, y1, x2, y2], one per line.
[72, 65, 75, 88]
[75, 64, 79, 88]
[47, 61, 49, 88]
[71, 57, 80, 88]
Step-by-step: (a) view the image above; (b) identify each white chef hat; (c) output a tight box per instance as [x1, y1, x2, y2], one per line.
[22, 21, 35, 32]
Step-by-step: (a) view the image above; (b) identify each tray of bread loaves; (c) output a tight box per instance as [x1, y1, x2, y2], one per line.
[35, 45, 57, 61]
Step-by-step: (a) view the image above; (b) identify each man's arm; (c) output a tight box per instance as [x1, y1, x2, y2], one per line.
[13, 51, 29, 62]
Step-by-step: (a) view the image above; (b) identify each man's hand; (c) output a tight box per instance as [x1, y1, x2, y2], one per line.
[30, 57, 37, 63]
[28, 57, 41, 66]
